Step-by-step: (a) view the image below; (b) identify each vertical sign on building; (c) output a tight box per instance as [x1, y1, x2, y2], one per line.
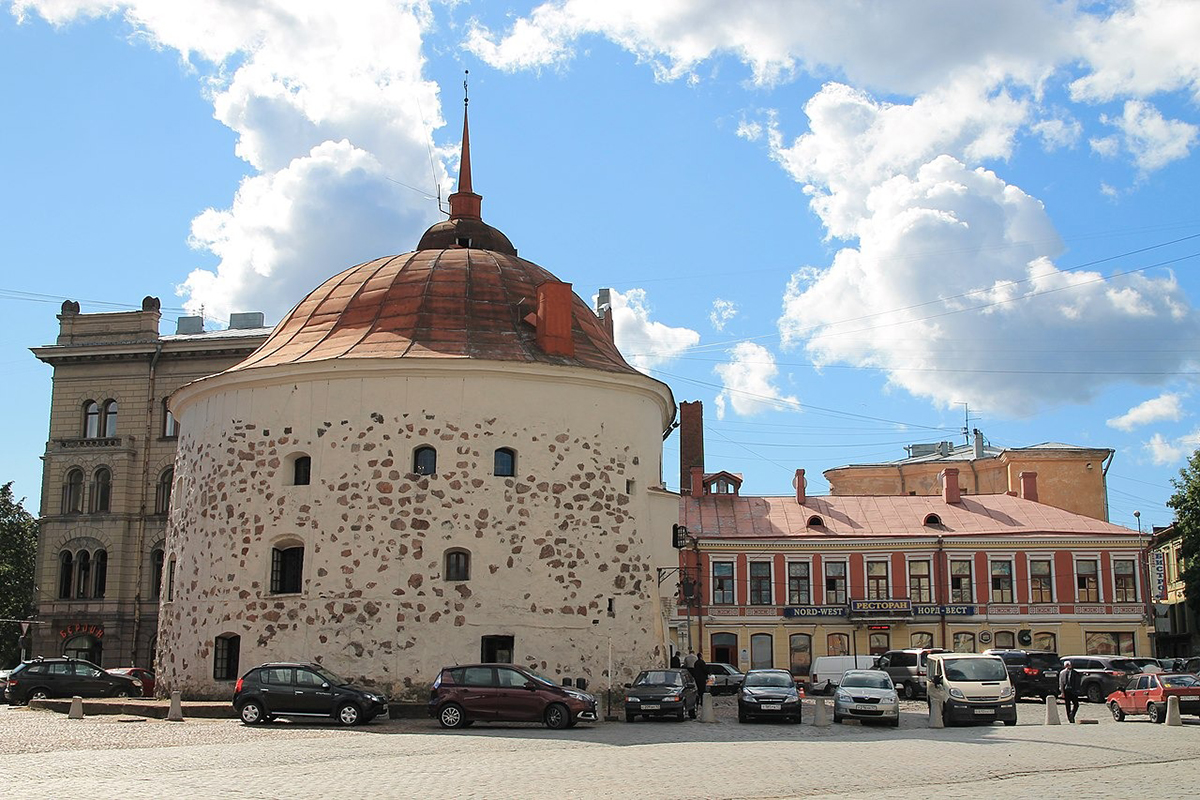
[1151, 550, 1167, 600]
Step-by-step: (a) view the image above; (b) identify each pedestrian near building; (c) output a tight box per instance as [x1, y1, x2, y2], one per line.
[670, 650, 681, 668]
[683, 650, 697, 669]
[1059, 661, 1080, 723]
[692, 652, 707, 697]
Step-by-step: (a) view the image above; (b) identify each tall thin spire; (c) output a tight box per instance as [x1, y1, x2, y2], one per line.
[449, 70, 482, 220]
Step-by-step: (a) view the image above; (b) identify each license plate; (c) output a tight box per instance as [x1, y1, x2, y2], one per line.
[854, 704, 876, 711]
[759, 703, 780, 710]
[641, 704, 660, 710]
[973, 708, 993, 715]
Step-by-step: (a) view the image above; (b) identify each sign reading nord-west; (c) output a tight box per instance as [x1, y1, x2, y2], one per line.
[783, 606, 847, 618]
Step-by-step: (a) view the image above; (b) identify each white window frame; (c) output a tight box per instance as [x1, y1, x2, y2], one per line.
[948, 557, 975, 604]
[786, 558, 812, 606]
[864, 555, 893, 601]
[1073, 554, 1102, 603]
[987, 553, 1016, 605]
[904, 554, 935, 603]
[1026, 554, 1056, 604]
[822, 558, 849, 606]
[747, 558, 774, 606]
[711, 561, 736, 606]
[1109, 554, 1140, 604]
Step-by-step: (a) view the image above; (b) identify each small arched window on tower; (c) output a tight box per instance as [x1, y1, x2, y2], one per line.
[292, 455, 312, 486]
[270, 542, 305, 594]
[445, 549, 471, 582]
[93, 550, 107, 598]
[102, 399, 118, 436]
[62, 468, 84, 514]
[494, 448, 516, 477]
[58, 551, 74, 599]
[413, 446, 437, 476]
[923, 513, 943, 526]
[807, 515, 825, 527]
[90, 467, 112, 513]
[155, 468, 174, 515]
[162, 398, 179, 438]
[83, 401, 101, 438]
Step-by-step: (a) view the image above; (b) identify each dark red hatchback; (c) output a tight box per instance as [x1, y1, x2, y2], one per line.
[429, 663, 597, 729]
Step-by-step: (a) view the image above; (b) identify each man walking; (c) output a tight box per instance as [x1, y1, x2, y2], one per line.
[1059, 660, 1080, 723]
[683, 649, 697, 669]
[692, 651, 708, 699]
[670, 650, 681, 669]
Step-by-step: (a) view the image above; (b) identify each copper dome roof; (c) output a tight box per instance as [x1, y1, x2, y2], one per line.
[229, 247, 637, 375]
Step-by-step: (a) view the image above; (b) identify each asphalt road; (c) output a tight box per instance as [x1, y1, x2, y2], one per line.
[2, 696, 1197, 798]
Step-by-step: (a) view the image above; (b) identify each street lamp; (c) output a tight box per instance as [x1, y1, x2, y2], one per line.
[1134, 510, 1142, 534]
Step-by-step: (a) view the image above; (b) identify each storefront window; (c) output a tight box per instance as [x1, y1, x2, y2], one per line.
[827, 633, 849, 656]
[911, 631, 934, 649]
[751, 633, 773, 670]
[1033, 631, 1057, 651]
[953, 632, 976, 653]
[908, 560, 932, 603]
[1085, 631, 1134, 655]
[869, 632, 889, 655]
[994, 631, 1015, 649]
[789, 634, 812, 678]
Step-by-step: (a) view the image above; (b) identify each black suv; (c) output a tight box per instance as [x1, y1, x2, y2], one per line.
[233, 662, 389, 726]
[982, 649, 1060, 699]
[4, 657, 140, 704]
[1058, 655, 1143, 703]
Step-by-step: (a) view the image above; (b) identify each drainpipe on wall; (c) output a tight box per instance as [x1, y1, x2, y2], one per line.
[1101, 449, 1115, 522]
[132, 341, 162, 668]
[936, 536, 947, 650]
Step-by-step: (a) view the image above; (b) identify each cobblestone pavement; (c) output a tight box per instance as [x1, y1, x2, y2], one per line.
[2, 696, 1197, 799]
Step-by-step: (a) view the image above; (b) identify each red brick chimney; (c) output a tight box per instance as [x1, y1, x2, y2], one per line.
[795, 469, 806, 505]
[679, 400, 704, 494]
[534, 281, 575, 357]
[940, 467, 961, 504]
[1019, 471, 1039, 503]
[690, 465, 705, 498]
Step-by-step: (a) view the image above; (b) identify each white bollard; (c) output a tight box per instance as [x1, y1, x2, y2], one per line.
[929, 696, 944, 729]
[68, 696, 84, 720]
[1166, 695, 1182, 726]
[699, 693, 716, 723]
[1044, 694, 1061, 725]
[813, 697, 830, 727]
[166, 690, 185, 722]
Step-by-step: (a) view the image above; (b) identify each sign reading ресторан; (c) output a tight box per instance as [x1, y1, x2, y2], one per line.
[850, 600, 912, 613]
[783, 606, 848, 618]
[912, 604, 976, 616]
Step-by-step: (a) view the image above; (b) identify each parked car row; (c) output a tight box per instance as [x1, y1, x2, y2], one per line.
[3, 657, 144, 704]
[1106, 672, 1200, 723]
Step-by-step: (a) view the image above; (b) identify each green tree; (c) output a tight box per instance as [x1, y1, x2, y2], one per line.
[1167, 449, 1200, 613]
[0, 482, 38, 667]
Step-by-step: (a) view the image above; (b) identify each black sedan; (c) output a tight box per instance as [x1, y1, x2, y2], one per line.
[624, 668, 698, 722]
[737, 669, 803, 723]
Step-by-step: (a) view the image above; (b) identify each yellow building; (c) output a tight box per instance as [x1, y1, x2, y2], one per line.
[824, 433, 1113, 521]
[1149, 524, 1199, 658]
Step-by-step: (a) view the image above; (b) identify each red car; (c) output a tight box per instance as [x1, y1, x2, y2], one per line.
[108, 667, 155, 698]
[1106, 672, 1200, 723]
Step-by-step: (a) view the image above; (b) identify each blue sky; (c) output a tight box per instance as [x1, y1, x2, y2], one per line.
[4, 1, 1200, 533]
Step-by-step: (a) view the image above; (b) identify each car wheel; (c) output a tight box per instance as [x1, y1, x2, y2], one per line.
[1003, 719, 1017, 727]
[337, 703, 362, 726]
[738, 709, 748, 723]
[1148, 702, 1165, 724]
[1086, 683, 1104, 704]
[438, 703, 467, 729]
[833, 714, 843, 724]
[239, 700, 265, 725]
[544, 703, 570, 730]
[29, 689, 49, 702]
[625, 712, 636, 723]
[111, 688, 129, 698]
[794, 711, 803, 725]
[890, 718, 900, 728]
[902, 682, 917, 700]
[688, 703, 698, 720]
[1110, 702, 1125, 722]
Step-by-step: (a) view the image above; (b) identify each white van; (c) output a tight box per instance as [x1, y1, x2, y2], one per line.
[926, 653, 1017, 726]
[810, 656, 877, 694]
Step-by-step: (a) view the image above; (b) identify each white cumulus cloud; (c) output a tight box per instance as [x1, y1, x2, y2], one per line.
[1100, 100, 1198, 173]
[1146, 429, 1200, 466]
[713, 342, 799, 420]
[1108, 392, 1186, 431]
[606, 288, 700, 370]
[15, 0, 447, 323]
[709, 298, 737, 331]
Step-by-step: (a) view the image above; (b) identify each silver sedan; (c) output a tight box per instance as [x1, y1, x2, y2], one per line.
[833, 670, 900, 727]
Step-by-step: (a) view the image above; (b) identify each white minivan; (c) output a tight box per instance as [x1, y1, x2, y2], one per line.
[926, 653, 1017, 726]
[810, 656, 877, 694]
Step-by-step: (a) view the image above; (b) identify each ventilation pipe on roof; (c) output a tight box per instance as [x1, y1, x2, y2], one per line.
[595, 288, 615, 342]
[533, 280, 575, 357]
[795, 469, 806, 505]
[1019, 471, 1039, 503]
[973, 428, 985, 460]
[940, 467, 961, 504]
[679, 401, 705, 494]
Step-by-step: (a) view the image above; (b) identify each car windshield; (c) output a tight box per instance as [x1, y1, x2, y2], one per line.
[313, 667, 348, 686]
[841, 673, 893, 689]
[525, 671, 558, 688]
[635, 671, 682, 686]
[1162, 675, 1200, 688]
[1027, 653, 1059, 669]
[943, 658, 1007, 682]
[744, 673, 792, 688]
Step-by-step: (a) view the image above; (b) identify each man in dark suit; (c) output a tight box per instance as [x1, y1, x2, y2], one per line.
[1059, 661, 1080, 723]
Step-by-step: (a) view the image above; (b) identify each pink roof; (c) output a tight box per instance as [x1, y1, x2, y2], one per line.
[681, 493, 1140, 540]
